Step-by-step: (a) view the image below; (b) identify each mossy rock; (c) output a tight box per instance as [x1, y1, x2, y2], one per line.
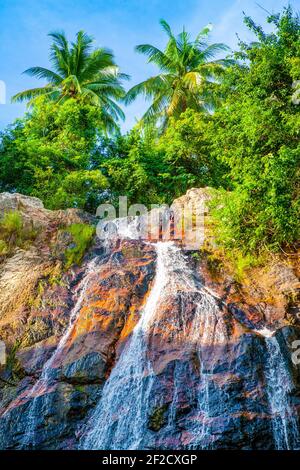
[62, 223, 95, 268]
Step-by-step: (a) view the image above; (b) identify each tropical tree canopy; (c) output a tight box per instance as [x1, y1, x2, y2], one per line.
[125, 19, 232, 127]
[12, 31, 128, 132]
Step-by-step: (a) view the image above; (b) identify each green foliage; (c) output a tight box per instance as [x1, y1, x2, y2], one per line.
[6, 341, 24, 380]
[0, 98, 108, 211]
[96, 110, 227, 208]
[0, 7, 298, 260]
[63, 223, 95, 268]
[158, 109, 229, 189]
[125, 19, 232, 127]
[99, 127, 169, 206]
[12, 30, 127, 133]
[210, 7, 300, 252]
[0, 239, 8, 255]
[231, 251, 260, 283]
[148, 404, 168, 432]
[191, 251, 201, 261]
[0, 211, 22, 237]
[0, 210, 37, 255]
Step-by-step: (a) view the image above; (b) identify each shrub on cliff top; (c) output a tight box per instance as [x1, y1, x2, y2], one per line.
[210, 7, 300, 253]
[0, 210, 38, 255]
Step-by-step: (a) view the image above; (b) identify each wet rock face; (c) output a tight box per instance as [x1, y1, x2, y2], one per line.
[0, 236, 156, 449]
[0, 191, 299, 450]
[144, 335, 272, 450]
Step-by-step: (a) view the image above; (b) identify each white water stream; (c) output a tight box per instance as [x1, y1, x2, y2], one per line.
[19, 256, 101, 448]
[5, 215, 298, 450]
[82, 241, 230, 450]
[82, 242, 170, 450]
[265, 336, 300, 449]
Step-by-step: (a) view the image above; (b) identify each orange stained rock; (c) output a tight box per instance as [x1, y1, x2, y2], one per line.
[119, 307, 140, 342]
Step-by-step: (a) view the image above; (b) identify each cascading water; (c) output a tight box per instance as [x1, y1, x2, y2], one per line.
[18, 256, 102, 449]
[265, 336, 300, 450]
[3, 214, 297, 451]
[14, 215, 298, 450]
[82, 242, 170, 450]
[185, 271, 230, 449]
[0, 206, 299, 451]
[82, 241, 230, 450]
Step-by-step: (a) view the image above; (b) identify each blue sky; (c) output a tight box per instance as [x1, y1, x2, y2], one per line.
[0, 0, 293, 132]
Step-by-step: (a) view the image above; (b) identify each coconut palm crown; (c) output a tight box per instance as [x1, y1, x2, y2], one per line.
[12, 31, 128, 132]
[125, 19, 232, 127]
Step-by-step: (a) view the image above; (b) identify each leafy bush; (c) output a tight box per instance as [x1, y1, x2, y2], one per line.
[64, 223, 95, 268]
[0, 240, 8, 255]
[210, 7, 300, 253]
[0, 210, 38, 255]
[0, 98, 108, 212]
[97, 112, 228, 209]
[0, 211, 22, 236]
[6, 341, 24, 380]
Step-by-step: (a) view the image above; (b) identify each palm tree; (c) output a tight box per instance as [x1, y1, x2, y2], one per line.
[12, 31, 128, 132]
[125, 20, 232, 127]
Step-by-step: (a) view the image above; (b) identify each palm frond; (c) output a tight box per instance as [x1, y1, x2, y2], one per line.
[85, 80, 125, 100]
[79, 48, 115, 81]
[50, 44, 71, 77]
[129, 19, 230, 128]
[48, 31, 71, 76]
[142, 93, 170, 122]
[167, 86, 186, 116]
[48, 31, 68, 50]
[99, 107, 120, 134]
[198, 43, 230, 61]
[183, 71, 203, 89]
[100, 95, 125, 121]
[177, 29, 190, 54]
[194, 24, 212, 44]
[159, 19, 174, 39]
[23, 67, 62, 84]
[135, 44, 174, 71]
[124, 75, 170, 104]
[71, 30, 94, 75]
[11, 85, 56, 103]
[15, 30, 126, 133]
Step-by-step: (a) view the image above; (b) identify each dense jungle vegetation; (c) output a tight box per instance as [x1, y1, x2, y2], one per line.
[0, 6, 299, 255]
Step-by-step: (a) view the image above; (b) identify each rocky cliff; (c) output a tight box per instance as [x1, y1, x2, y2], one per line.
[0, 190, 299, 450]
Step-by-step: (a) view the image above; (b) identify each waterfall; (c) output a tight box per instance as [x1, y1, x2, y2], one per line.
[18, 256, 101, 449]
[1, 209, 299, 450]
[185, 276, 229, 450]
[82, 242, 171, 450]
[82, 241, 229, 450]
[265, 336, 300, 450]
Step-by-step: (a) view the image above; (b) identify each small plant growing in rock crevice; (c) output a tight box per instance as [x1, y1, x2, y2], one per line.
[63, 223, 95, 269]
[148, 404, 169, 432]
[0, 210, 38, 257]
[0, 239, 9, 256]
[6, 340, 25, 380]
